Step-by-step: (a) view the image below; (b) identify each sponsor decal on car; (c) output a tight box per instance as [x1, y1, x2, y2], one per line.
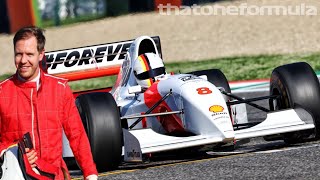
[209, 105, 224, 113]
[45, 42, 132, 74]
[126, 149, 141, 158]
[197, 87, 212, 95]
[212, 114, 229, 123]
[179, 75, 199, 81]
[209, 105, 228, 117]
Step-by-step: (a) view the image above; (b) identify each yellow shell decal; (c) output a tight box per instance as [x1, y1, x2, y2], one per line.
[209, 105, 224, 113]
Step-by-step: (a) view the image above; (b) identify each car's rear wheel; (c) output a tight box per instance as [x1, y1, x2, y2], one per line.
[269, 62, 320, 143]
[76, 92, 123, 172]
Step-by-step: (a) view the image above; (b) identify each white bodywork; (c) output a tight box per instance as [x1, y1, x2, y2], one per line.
[62, 36, 315, 158]
[112, 36, 315, 155]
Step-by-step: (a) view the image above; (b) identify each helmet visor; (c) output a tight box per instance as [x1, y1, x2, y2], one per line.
[135, 67, 166, 80]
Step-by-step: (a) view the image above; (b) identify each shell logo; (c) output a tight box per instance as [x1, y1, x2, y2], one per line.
[209, 105, 224, 113]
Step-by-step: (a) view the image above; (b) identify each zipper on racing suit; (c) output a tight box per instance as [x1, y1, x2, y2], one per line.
[30, 88, 41, 154]
[30, 88, 36, 148]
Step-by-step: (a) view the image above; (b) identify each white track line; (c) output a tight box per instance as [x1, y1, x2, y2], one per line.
[254, 143, 320, 154]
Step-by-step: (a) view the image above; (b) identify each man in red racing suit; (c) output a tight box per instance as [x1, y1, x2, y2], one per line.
[0, 26, 98, 179]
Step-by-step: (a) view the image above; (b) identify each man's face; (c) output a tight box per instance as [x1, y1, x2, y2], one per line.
[14, 36, 44, 81]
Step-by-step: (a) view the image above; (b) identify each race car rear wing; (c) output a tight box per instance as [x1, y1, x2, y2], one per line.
[41, 36, 162, 81]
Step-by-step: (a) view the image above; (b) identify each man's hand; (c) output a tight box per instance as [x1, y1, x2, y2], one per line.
[25, 148, 38, 168]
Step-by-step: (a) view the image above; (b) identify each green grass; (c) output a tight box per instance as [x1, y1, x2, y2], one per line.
[1, 52, 320, 91]
[69, 76, 117, 91]
[0, 74, 11, 81]
[165, 53, 320, 81]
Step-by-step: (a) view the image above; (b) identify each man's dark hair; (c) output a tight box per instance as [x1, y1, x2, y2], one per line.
[13, 26, 46, 52]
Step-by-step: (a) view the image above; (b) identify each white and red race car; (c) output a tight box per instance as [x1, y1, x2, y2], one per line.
[43, 36, 320, 172]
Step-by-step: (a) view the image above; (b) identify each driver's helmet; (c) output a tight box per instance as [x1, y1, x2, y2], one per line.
[133, 52, 166, 88]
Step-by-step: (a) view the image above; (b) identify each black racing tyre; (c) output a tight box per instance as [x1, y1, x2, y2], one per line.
[76, 92, 122, 172]
[270, 62, 320, 143]
[188, 69, 231, 93]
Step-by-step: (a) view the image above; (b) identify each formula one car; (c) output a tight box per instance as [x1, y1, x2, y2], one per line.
[43, 36, 320, 172]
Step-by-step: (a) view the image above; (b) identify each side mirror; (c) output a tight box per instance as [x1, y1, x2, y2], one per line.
[199, 75, 208, 81]
[128, 85, 142, 94]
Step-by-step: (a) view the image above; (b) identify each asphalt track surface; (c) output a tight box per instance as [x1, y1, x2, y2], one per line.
[71, 91, 320, 180]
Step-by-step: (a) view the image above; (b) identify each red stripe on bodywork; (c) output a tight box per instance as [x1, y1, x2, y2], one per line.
[55, 66, 120, 81]
[144, 82, 186, 135]
[141, 112, 147, 128]
[72, 87, 112, 98]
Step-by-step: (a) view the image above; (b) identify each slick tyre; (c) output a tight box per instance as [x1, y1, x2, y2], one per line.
[76, 92, 122, 172]
[188, 69, 231, 93]
[270, 62, 320, 143]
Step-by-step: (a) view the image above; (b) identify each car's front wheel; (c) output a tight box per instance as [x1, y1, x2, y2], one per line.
[76, 92, 123, 172]
[269, 62, 320, 143]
